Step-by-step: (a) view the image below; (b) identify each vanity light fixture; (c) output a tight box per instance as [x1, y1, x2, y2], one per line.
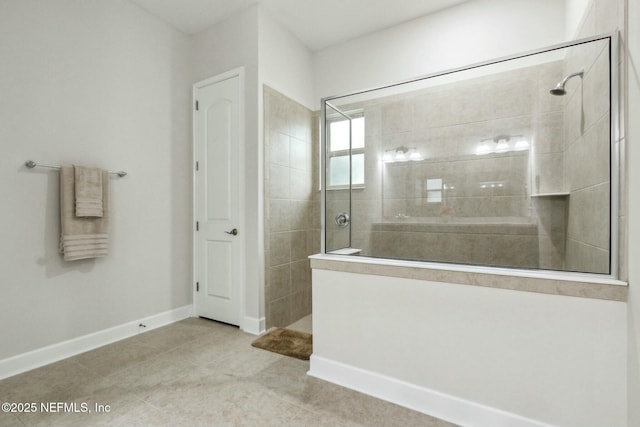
[476, 134, 528, 155]
[383, 146, 423, 163]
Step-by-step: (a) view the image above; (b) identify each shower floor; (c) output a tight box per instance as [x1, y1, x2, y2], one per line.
[287, 314, 312, 334]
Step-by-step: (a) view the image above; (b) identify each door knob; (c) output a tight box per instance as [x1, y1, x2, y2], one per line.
[225, 228, 238, 236]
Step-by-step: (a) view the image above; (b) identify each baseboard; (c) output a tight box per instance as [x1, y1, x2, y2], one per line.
[242, 316, 265, 335]
[0, 305, 193, 380]
[308, 355, 556, 427]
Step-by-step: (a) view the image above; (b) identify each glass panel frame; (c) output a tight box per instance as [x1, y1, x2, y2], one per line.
[321, 32, 620, 279]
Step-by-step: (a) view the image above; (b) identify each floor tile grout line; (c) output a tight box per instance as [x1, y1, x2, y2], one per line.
[0, 318, 454, 427]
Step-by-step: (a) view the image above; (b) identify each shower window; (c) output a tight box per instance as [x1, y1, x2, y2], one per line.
[327, 114, 365, 188]
[321, 34, 619, 277]
[426, 179, 443, 203]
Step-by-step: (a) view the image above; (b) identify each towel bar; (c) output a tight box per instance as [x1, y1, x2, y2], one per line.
[25, 160, 127, 177]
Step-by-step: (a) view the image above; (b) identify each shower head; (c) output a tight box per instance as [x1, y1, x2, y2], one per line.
[550, 70, 584, 96]
[549, 85, 568, 96]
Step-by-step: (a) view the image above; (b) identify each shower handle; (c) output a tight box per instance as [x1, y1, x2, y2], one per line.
[335, 212, 350, 228]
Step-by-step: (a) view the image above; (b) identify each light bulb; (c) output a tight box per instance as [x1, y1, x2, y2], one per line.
[395, 150, 406, 161]
[409, 149, 422, 161]
[476, 143, 491, 155]
[495, 139, 509, 153]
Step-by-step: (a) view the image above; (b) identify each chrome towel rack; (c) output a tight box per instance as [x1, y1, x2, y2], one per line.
[25, 160, 127, 177]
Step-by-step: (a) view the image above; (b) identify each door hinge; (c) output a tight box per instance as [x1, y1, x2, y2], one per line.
[196, 282, 199, 292]
[196, 221, 199, 231]
[195, 100, 199, 111]
[195, 161, 199, 171]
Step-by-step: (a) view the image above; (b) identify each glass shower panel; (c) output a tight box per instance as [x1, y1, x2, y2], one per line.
[324, 103, 352, 253]
[322, 35, 614, 274]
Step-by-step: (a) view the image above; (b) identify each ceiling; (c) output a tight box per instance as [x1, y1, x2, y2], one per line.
[129, 0, 470, 51]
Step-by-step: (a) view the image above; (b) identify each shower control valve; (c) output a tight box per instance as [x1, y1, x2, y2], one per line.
[335, 212, 350, 228]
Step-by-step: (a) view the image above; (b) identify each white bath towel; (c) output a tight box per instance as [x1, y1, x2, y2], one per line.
[74, 165, 103, 217]
[60, 166, 109, 261]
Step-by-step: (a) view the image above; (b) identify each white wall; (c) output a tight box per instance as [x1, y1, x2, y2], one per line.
[192, 6, 315, 331]
[565, 0, 591, 38]
[258, 8, 315, 110]
[314, 0, 566, 100]
[0, 0, 192, 360]
[191, 6, 264, 330]
[627, 0, 640, 424]
[312, 269, 627, 427]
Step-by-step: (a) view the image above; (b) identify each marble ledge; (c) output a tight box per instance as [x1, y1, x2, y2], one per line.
[309, 254, 628, 302]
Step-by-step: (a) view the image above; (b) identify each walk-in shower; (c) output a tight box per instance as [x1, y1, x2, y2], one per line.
[321, 33, 619, 276]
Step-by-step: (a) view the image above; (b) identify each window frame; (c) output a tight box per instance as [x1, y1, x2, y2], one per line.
[326, 112, 365, 190]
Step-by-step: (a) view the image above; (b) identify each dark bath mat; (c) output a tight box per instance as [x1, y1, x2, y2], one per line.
[251, 328, 312, 360]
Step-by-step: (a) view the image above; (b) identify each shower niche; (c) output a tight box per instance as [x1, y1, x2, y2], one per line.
[322, 34, 618, 276]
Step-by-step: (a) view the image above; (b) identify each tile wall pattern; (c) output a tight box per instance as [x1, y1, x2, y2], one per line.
[263, 86, 319, 328]
[563, 0, 625, 275]
[327, 33, 618, 274]
[328, 61, 573, 270]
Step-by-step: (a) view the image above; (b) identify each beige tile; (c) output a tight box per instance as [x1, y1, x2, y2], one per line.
[287, 314, 312, 334]
[291, 167, 313, 200]
[567, 113, 610, 192]
[291, 259, 311, 294]
[290, 290, 311, 322]
[160, 328, 247, 368]
[382, 100, 414, 134]
[290, 230, 310, 261]
[269, 198, 292, 233]
[0, 318, 457, 427]
[269, 164, 290, 199]
[0, 413, 23, 427]
[563, 85, 584, 145]
[269, 130, 290, 167]
[536, 112, 564, 154]
[290, 199, 312, 231]
[595, 0, 621, 34]
[133, 322, 207, 352]
[575, 1, 596, 38]
[566, 238, 610, 274]
[70, 339, 158, 378]
[290, 137, 311, 171]
[533, 152, 564, 195]
[269, 264, 291, 301]
[0, 358, 101, 404]
[269, 295, 291, 327]
[269, 232, 291, 267]
[567, 183, 611, 250]
[582, 48, 610, 132]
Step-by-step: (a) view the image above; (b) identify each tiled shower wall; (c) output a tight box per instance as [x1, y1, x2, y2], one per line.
[263, 86, 319, 328]
[328, 62, 569, 270]
[376, 63, 563, 219]
[563, 0, 625, 275]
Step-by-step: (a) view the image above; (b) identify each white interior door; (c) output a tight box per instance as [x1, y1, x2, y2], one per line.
[194, 69, 244, 326]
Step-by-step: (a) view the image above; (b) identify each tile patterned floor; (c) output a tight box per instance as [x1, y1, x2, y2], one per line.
[0, 317, 457, 427]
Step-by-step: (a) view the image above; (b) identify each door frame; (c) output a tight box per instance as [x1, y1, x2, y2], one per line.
[192, 67, 246, 329]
